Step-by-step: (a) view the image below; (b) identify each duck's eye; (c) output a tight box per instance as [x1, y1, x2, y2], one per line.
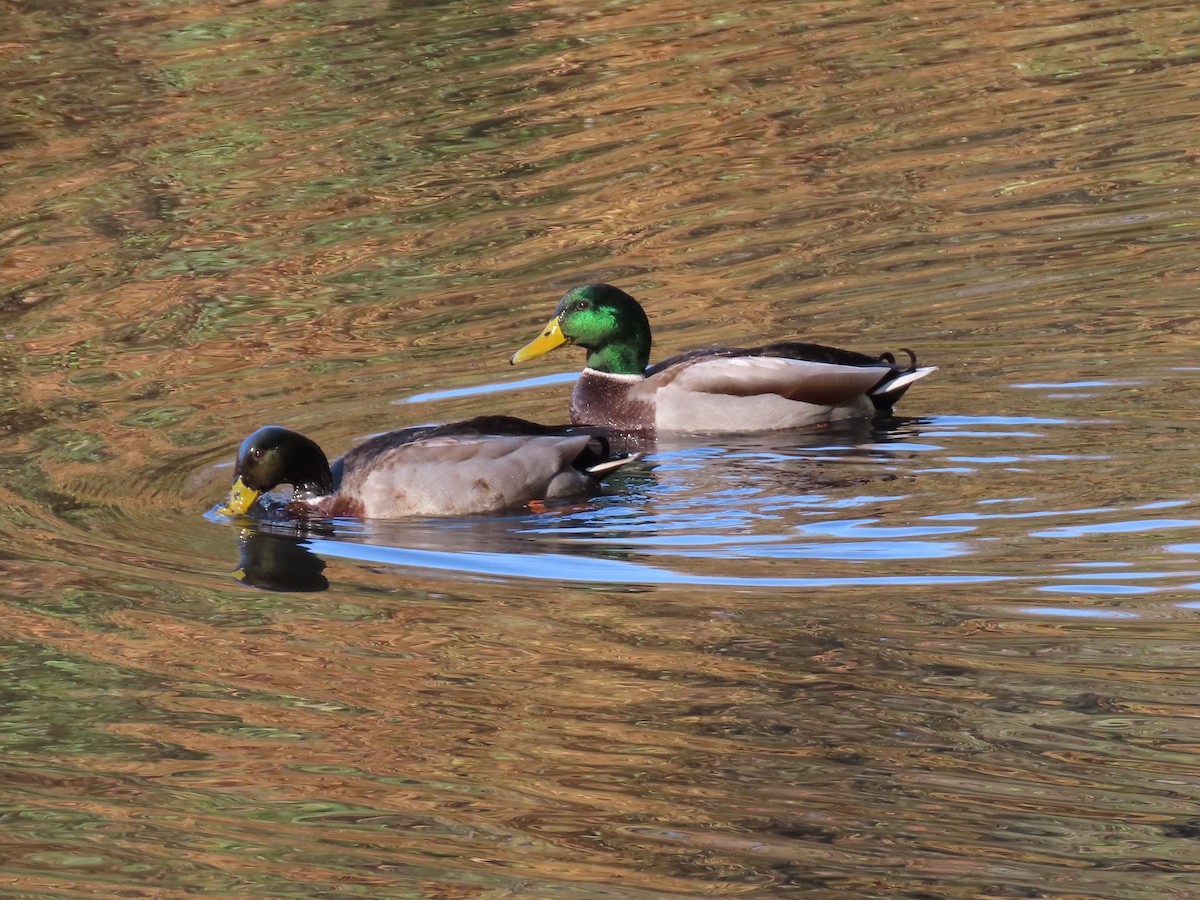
[573, 300, 589, 312]
[249, 447, 264, 462]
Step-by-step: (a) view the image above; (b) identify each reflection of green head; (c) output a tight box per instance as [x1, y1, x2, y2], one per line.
[553, 284, 652, 375]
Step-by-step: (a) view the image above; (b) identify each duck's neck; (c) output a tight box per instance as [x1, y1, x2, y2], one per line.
[573, 368, 653, 430]
[294, 468, 336, 499]
[284, 473, 337, 518]
[584, 339, 648, 376]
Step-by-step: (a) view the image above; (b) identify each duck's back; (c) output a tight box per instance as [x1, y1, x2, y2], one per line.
[571, 343, 931, 434]
[335, 417, 620, 517]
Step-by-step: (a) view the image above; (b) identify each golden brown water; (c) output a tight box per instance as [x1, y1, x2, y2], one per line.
[2, 0, 1199, 896]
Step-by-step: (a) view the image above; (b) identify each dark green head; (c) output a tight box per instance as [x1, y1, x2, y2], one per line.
[510, 283, 653, 375]
[220, 426, 335, 516]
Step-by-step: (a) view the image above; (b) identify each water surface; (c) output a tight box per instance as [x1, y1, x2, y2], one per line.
[2, 0, 1199, 896]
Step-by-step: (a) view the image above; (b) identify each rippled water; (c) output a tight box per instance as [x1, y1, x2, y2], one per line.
[3, 0, 1199, 895]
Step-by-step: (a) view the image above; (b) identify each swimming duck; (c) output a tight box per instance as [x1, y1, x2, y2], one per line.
[510, 283, 936, 433]
[219, 415, 637, 519]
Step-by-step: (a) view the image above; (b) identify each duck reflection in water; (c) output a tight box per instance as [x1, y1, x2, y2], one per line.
[228, 503, 649, 593]
[233, 525, 330, 592]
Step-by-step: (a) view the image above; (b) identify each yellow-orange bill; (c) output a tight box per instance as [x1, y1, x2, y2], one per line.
[510, 316, 568, 364]
[219, 476, 260, 516]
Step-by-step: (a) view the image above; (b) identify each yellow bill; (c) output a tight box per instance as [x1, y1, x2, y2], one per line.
[510, 316, 568, 364]
[219, 476, 261, 516]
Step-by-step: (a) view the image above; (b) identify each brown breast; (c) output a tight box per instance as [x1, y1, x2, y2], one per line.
[570, 371, 655, 431]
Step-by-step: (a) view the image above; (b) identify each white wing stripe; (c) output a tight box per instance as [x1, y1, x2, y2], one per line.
[869, 366, 938, 395]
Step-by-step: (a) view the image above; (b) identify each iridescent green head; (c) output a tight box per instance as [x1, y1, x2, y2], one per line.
[220, 426, 335, 516]
[510, 283, 652, 376]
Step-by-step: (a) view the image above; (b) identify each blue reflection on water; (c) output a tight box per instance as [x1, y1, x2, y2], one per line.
[396, 371, 578, 404]
[1011, 380, 1143, 389]
[793, 518, 970, 538]
[303, 537, 1013, 587]
[1038, 584, 1161, 595]
[928, 415, 1073, 425]
[1032, 518, 1200, 538]
[928, 506, 1117, 521]
[1018, 606, 1141, 618]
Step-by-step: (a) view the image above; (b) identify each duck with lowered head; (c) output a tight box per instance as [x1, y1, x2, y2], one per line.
[219, 415, 637, 519]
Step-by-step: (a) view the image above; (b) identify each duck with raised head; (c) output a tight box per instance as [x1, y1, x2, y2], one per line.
[510, 283, 936, 433]
[218, 415, 637, 519]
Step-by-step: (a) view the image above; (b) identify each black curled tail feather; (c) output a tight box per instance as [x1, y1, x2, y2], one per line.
[877, 348, 918, 373]
[869, 348, 931, 412]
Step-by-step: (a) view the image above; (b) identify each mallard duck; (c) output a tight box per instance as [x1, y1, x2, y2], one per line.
[510, 283, 936, 433]
[218, 415, 637, 519]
